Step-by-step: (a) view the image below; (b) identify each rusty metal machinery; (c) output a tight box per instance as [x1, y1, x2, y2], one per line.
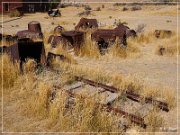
[17, 21, 43, 39]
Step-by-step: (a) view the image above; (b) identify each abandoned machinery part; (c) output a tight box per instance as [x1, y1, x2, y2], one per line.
[75, 18, 98, 30]
[75, 76, 169, 112]
[17, 21, 43, 39]
[1, 38, 46, 71]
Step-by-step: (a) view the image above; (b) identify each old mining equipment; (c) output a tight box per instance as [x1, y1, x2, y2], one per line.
[17, 21, 43, 39]
[3, 38, 46, 70]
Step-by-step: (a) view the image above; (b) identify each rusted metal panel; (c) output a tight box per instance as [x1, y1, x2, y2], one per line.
[5, 43, 20, 63]
[75, 18, 98, 30]
[17, 30, 43, 39]
[115, 24, 137, 38]
[114, 24, 129, 33]
[62, 31, 84, 51]
[47, 35, 63, 48]
[91, 29, 127, 52]
[92, 29, 124, 42]
[28, 21, 42, 33]
[3, 39, 46, 66]
[17, 21, 43, 39]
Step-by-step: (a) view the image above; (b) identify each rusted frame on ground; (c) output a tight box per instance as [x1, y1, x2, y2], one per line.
[74, 76, 169, 112]
[53, 85, 147, 128]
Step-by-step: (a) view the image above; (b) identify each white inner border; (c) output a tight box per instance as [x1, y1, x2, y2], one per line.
[1, 1, 179, 134]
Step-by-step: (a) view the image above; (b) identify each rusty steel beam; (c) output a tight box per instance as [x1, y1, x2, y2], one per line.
[75, 76, 117, 93]
[101, 104, 146, 128]
[145, 97, 169, 112]
[125, 91, 169, 112]
[55, 87, 146, 128]
[75, 76, 169, 112]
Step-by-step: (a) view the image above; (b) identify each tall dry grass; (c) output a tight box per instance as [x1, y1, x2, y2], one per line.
[155, 34, 180, 56]
[1, 55, 121, 132]
[79, 31, 100, 58]
[79, 32, 140, 59]
[127, 32, 156, 46]
[1, 53, 176, 132]
[1, 30, 177, 132]
[53, 60, 176, 108]
[0, 54, 20, 88]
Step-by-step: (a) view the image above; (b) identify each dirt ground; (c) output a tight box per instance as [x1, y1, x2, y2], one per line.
[0, 3, 179, 134]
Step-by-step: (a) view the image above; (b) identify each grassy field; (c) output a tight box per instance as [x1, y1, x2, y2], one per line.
[0, 2, 179, 134]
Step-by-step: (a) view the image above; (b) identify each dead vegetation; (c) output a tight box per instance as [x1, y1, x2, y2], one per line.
[1, 55, 121, 132]
[1, 52, 176, 132]
[1, 3, 178, 133]
[155, 34, 179, 56]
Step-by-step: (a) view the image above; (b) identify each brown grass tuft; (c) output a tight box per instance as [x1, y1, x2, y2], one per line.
[79, 32, 100, 58]
[0, 54, 20, 88]
[155, 34, 180, 56]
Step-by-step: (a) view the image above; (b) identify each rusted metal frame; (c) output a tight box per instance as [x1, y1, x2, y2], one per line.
[75, 76, 117, 93]
[55, 87, 146, 128]
[101, 104, 146, 128]
[75, 76, 169, 112]
[125, 91, 169, 112]
[145, 97, 169, 112]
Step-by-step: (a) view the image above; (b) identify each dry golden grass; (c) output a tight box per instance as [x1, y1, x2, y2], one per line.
[1, 31, 177, 132]
[145, 108, 164, 132]
[0, 40, 17, 47]
[53, 60, 176, 108]
[52, 45, 77, 64]
[23, 59, 37, 73]
[0, 54, 20, 88]
[79, 32, 100, 58]
[107, 43, 140, 59]
[127, 32, 156, 45]
[1, 46, 176, 132]
[155, 34, 180, 56]
[1, 55, 120, 132]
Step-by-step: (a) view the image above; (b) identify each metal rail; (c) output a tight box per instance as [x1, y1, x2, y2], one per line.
[75, 76, 169, 112]
[125, 91, 169, 112]
[61, 89, 147, 128]
[75, 76, 118, 93]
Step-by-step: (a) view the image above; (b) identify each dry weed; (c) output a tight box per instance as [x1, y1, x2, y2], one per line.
[155, 34, 179, 56]
[0, 54, 20, 88]
[79, 32, 100, 58]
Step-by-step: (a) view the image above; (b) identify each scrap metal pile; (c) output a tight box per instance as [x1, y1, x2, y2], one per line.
[0, 18, 173, 67]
